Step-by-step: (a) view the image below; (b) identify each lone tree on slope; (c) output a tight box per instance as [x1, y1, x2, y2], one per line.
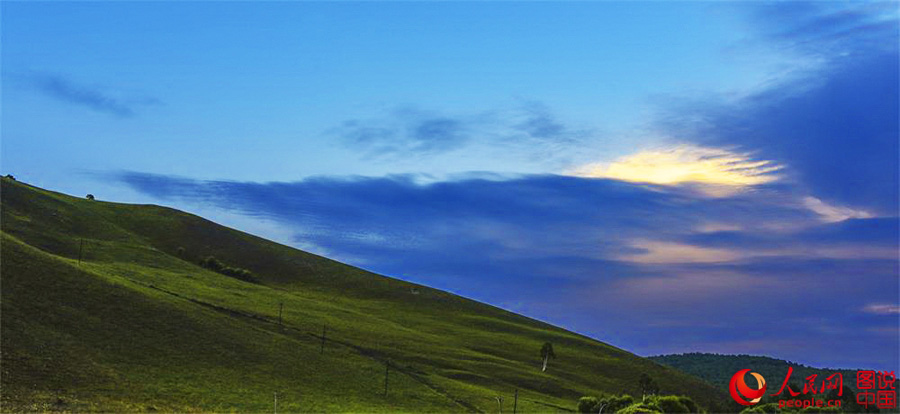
[540, 342, 556, 372]
[639, 373, 659, 399]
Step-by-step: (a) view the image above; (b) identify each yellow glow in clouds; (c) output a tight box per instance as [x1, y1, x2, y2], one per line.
[572, 145, 782, 195]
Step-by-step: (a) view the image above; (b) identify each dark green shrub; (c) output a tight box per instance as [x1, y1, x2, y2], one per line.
[618, 402, 662, 414]
[653, 395, 690, 413]
[579, 394, 703, 414]
[199, 256, 258, 283]
[200, 256, 225, 272]
[605, 394, 635, 412]
[578, 394, 635, 413]
[578, 396, 600, 413]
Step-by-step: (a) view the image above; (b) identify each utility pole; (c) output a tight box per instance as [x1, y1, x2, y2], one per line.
[320, 324, 327, 354]
[383, 361, 390, 397]
[513, 389, 518, 414]
[278, 303, 283, 329]
[77, 239, 84, 265]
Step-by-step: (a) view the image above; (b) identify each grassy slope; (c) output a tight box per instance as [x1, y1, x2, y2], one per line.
[1, 178, 728, 412]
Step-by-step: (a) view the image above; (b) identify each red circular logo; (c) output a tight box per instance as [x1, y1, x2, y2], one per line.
[729, 369, 767, 406]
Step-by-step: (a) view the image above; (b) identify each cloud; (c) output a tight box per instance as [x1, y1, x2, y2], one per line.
[409, 117, 467, 152]
[610, 271, 777, 303]
[336, 109, 469, 156]
[110, 170, 897, 272]
[747, 2, 898, 61]
[514, 101, 568, 140]
[863, 304, 900, 315]
[25, 73, 161, 118]
[109, 170, 898, 368]
[657, 3, 899, 214]
[331, 102, 585, 159]
[618, 240, 742, 264]
[802, 196, 872, 223]
[570, 144, 782, 197]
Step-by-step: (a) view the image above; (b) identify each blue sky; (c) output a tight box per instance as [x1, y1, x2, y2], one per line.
[3, 2, 898, 370]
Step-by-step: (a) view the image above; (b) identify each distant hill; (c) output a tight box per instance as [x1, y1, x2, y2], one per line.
[0, 178, 729, 412]
[650, 353, 865, 393]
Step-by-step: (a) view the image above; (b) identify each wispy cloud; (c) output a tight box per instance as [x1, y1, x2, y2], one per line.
[336, 109, 470, 156]
[514, 101, 569, 141]
[330, 102, 587, 159]
[26, 73, 161, 118]
[802, 197, 872, 223]
[618, 240, 742, 264]
[863, 304, 900, 315]
[749, 2, 898, 61]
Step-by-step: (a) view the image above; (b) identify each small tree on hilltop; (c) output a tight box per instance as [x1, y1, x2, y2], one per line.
[86, 194, 95, 200]
[540, 342, 556, 372]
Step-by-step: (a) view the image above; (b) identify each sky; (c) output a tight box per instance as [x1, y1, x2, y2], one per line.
[2, 2, 898, 370]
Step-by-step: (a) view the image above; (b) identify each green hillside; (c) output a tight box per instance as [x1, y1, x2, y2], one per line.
[650, 353, 865, 394]
[1, 177, 729, 412]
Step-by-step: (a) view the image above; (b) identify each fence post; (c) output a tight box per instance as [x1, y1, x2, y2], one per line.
[513, 389, 518, 414]
[384, 361, 390, 396]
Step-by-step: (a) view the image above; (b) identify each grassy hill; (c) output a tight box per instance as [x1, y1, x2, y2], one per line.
[1, 177, 729, 412]
[650, 353, 864, 394]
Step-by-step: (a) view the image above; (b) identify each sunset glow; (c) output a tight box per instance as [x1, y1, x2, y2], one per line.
[572, 145, 782, 194]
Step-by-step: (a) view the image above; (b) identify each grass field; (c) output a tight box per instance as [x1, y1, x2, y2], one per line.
[1, 177, 729, 412]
